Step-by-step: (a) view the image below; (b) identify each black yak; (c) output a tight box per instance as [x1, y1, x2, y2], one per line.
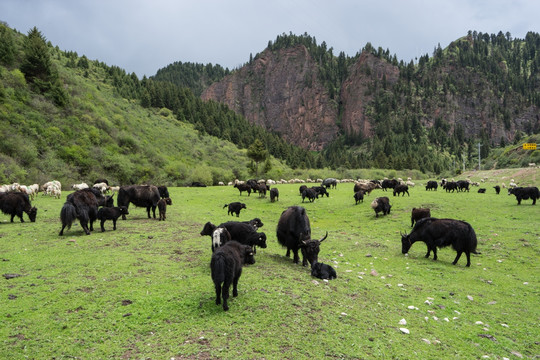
[224, 202, 246, 217]
[393, 184, 409, 196]
[508, 186, 540, 205]
[117, 185, 160, 219]
[301, 188, 318, 202]
[354, 190, 364, 204]
[158, 197, 172, 221]
[210, 241, 255, 311]
[0, 192, 37, 223]
[401, 218, 479, 267]
[381, 179, 398, 191]
[425, 181, 438, 191]
[234, 183, 251, 196]
[200, 222, 232, 252]
[157, 186, 170, 198]
[371, 197, 391, 217]
[97, 206, 129, 231]
[276, 206, 328, 266]
[59, 188, 108, 235]
[270, 188, 279, 202]
[311, 262, 337, 280]
[218, 221, 267, 254]
[493, 185, 501, 194]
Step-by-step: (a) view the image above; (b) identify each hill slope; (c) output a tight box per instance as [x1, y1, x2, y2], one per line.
[0, 24, 296, 186]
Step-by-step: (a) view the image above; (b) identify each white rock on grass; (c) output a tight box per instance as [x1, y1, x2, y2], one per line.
[467, 295, 474, 301]
[475, 321, 484, 325]
[399, 328, 410, 334]
[399, 318, 407, 325]
[421, 338, 431, 344]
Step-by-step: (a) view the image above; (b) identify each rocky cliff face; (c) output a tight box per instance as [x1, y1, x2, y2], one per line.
[201, 45, 339, 150]
[340, 52, 400, 137]
[202, 45, 539, 150]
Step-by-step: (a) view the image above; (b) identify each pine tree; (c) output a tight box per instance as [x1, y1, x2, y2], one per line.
[247, 139, 268, 177]
[20, 27, 56, 86]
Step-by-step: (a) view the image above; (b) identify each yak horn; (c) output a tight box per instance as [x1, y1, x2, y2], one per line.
[319, 231, 328, 242]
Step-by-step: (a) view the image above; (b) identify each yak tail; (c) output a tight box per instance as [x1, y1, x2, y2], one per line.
[60, 202, 77, 230]
[467, 222, 479, 254]
[210, 254, 226, 285]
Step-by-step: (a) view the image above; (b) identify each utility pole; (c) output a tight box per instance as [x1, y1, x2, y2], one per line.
[477, 142, 482, 170]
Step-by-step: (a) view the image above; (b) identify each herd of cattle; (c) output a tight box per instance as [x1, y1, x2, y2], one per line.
[1, 176, 539, 311]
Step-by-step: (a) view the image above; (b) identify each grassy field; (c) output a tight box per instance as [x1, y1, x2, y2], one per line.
[1, 174, 539, 359]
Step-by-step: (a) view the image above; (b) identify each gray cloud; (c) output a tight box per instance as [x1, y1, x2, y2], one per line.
[1, 0, 538, 77]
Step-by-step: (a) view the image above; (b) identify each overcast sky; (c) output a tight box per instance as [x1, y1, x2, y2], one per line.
[1, 0, 538, 78]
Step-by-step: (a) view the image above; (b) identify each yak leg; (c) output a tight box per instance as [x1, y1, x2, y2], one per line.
[232, 270, 242, 297]
[214, 283, 222, 305]
[292, 249, 300, 264]
[431, 246, 438, 260]
[100, 219, 106, 232]
[59, 225, 66, 236]
[80, 220, 91, 235]
[221, 279, 231, 311]
[112, 219, 117, 230]
[151, 205, 157, 218]
[452, 251, 463, 266]
[424, 246, 431, 258]
[285, 248, 291, 257]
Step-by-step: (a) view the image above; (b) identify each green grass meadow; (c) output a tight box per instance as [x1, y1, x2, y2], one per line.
[1, 180, 539, 359]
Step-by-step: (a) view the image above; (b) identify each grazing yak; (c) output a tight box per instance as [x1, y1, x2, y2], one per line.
[381, 179, 399, 191]
[370, 197, 391, 217]
[393, 184, 409, 196]
[411, 207, 431, 227]
[354, 181, 380, 195]
[270, 188, 279, 202]
[457, 180, 470, 192]
[354, 190, 364, 204]
[299, 185, 308, 195]
[311, 262, 337, 280]
[401, 218, 479, 267]
[97, 206, 129, 231]
[322, 178, 337, 189]
[224, 202, 246, 217]
[200, 222, 232, 252]
[117, 185, 160, 219]
[425, 181, 438, 191]
[0, 192, 37, 223]
[218, 221, 267, 254]
[508, 186, 540, 205]
[477, 188, 486, 193]
[234, 183, 252, 196]
[493, 185, 501, 194]
[302, 188, 318, 203]
[158, 197, 172, 220]
[276, 206, 328, 267]
[312, 186, 329, 198]
[59, 188, 111, 235]
[210, 241, 256, 311]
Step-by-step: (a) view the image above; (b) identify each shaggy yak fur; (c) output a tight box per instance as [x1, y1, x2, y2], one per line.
[210, 241, 255, 311]
[401, 217, 479, 267]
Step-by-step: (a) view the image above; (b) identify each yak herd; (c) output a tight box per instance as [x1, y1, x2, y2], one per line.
[1, 176, 539, 311]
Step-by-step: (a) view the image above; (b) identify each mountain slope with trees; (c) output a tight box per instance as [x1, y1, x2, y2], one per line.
[159, 31, 539, 172]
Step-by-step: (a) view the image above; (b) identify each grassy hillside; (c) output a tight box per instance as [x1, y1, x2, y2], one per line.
[1, 176, 538, 358]
[0, 25, 301, 186]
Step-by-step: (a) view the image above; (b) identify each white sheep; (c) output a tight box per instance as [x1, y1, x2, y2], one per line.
[72, 182, 89, 190]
